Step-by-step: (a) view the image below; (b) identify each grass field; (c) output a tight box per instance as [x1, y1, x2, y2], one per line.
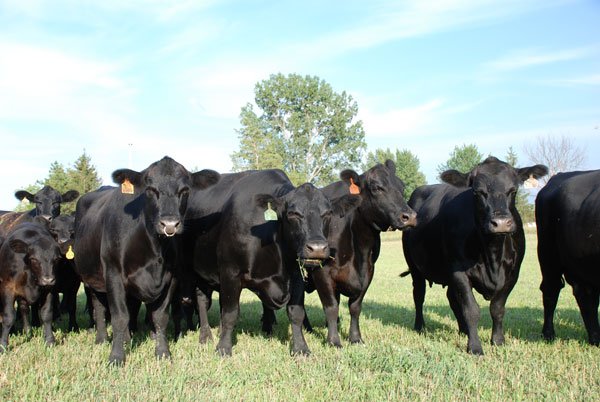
[1, 229, 599, 401]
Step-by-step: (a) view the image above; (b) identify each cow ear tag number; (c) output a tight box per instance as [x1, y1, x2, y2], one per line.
[264, 202, 278, 221]
[349, 178, 360, 195]
[66, 245, 75, 260]
[121, 178, 134, 194]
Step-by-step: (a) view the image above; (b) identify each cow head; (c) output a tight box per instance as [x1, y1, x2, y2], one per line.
[49, 214, 75, 255]
[112, 156, 220, 237]
[255, 183, 361, 267]
[340, 160, 417, 231]
[441, 156, 548, 235]
[15, 186, 79, 222]
[9, 236, 61, 287]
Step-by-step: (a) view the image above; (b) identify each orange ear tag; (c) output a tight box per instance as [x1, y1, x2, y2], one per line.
[121, 178, 134, 194]
[349, 178, 360, 195]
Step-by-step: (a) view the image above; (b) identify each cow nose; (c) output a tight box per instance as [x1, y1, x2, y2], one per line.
[159, 219, 181, 237]
[41, 215, 53, 222]
[400, 211, 418, 228]
[489, 216, 514, 233]
[305, 240, 329, 259]
[40, 276, 56, 287]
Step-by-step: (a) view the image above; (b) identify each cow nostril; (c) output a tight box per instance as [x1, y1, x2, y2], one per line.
[401, 214, 410, 223]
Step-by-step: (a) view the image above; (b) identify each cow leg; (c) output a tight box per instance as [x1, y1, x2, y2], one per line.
[106, 278, 130, 365]
[262, 304, 276, 335]
[348, 294, 365, 344]
[489, 288, 513, 346]
[64, 285, 79, 332]
[540, 272, 564, 342]
[17, 299, 32, 337]
[572, 282, 600, 346]
[411, 270, 427, 332]
[0, 292, 16, 351]
[90, 290, 109, 344]
[196, 286, 213, 344]
[313, 269, 341, 348]
[39, 290, 56, 346]
[148, 279, 176, 360]
[450, 273, 483, 355]
[447, 288, 467, 334]
[287, 271, 310, 356]
[127, 297, 141, 335]
[216, 276, 241, 356]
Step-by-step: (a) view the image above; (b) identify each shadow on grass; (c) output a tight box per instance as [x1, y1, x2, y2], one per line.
[44, 291, 591, 352]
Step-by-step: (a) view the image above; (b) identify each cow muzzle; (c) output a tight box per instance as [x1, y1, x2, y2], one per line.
[300, 240, 330, 267]
[158, 218, 181, 237]
[488, 216, 516, 234]
[39, 276, 56, 287]
[391, 210, 418, 231]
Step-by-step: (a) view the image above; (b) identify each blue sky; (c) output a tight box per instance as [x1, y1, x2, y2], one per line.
[1, 0, 598, 209]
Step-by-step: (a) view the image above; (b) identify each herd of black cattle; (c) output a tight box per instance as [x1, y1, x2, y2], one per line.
[0, 155, 598, 364]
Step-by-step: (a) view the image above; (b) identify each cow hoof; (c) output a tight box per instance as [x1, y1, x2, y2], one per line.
[349, 337, 364, 345]
[0, 344, 7, 354]
[491, 335, 505, 346]
[198, 328, 213, 344]
[109, 353, 125, 366]
[216, 345, 232, 357]
[327, 339, 343, 348]
[467, 345, 484, 356]
[291, 346, 311, 357]
[95, 336, 109, 345]
[155, 349, 171, 360]
[45, 339, 56, 347]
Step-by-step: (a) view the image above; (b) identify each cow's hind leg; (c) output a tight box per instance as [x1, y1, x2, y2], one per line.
[90, 290, 109, 344]
[411, 270, 427, 332]
[572, 282, 600, 346]
[17, 299, 32, 337]
[261, 303, 276, 335]
[197, 286, 213, 344]
[447, 288, 467, 334]
[0, 291, 16, 352]
[540, 272, 564, 342]
[216, 275, 241, 356]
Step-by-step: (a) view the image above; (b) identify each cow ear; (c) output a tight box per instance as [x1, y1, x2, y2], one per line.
[15, 190, 35, 202]
[33, 216, 51, 229]
[112, 169, 143, 187]
[340, 170, 360, 187]
[440, 169, 471, 187]
[9, 239, 29, 254]
[331, 194, 361, 218]
[517, 164, 549, 182]
[61, 190, 80, 203]
[384, 159, 396, 174]
[191, 169, 220, 190]
[254, 194, 284, 216]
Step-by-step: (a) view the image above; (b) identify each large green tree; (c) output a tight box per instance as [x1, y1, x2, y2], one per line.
[505, 147, 535, 223]
[231, 73, 366, 185]
[14, 150, 103, 214]
[363, 148, 426, 199]
[437, 143, 483, 178]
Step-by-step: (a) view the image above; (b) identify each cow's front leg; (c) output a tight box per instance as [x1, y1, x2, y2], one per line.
[450, 272, 483, 355]
[0, 291, 16, 351]
[216, 274, 241, 356]
[149, 279, 177, 360]
[312, 269, 341, 348]
[287, 271, 310, 356]
[106, 276, 130, 365]
[39, 290, 56, 346]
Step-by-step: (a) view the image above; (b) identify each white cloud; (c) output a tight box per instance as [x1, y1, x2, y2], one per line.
[563, 74, 600, 85]
[485, 46, 596, 72]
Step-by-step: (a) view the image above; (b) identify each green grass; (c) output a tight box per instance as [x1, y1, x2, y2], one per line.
[1, 229, 599, 400]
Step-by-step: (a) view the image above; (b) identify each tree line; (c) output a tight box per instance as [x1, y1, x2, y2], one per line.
[15, 74, 587, 223]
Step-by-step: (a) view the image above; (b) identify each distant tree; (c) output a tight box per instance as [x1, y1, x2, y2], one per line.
[231, 104, 283, 171]
[524, 134, 586, 184]
[437, 144, 483, 177]
[505, 147, 535, 223]
[231, 73, 366, 185]
[364, 148, 426, 199]
[14, 150, 103, 214]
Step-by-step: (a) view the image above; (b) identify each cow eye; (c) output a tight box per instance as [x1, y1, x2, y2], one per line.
[474, 189, 488, 198]
[287, 211, 303, 220]
[321, 211, 332, 219]
[507, 188, 517, 196]
[371, 184, 385, 193]
[178, 187, 190, 198]
[146, 187, 159, 199]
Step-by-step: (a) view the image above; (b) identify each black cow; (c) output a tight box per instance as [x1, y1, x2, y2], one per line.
[536, 170, 600, 345]
[0, 221, 61, 351]
[182, 169, 360, 356]
[0, 186, 79, 237]
[402, 157, 547, 354]
[73, 156, 219, 364]
[262, 160, 417, 346]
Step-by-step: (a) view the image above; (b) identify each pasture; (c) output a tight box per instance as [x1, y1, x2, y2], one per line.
[1, 229, 598, 400]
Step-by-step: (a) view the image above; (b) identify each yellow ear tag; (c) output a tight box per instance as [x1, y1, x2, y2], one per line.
[264, 202, 278, 221]
[121, 178, 134, 194]
[66, 245, 75, 260]
[523, 175, 538, 189]
[349, 178, 360, 195]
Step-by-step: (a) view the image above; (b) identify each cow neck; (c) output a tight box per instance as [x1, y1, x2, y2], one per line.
[476, 230, 516, 288]
[355, 194, 385, 234]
